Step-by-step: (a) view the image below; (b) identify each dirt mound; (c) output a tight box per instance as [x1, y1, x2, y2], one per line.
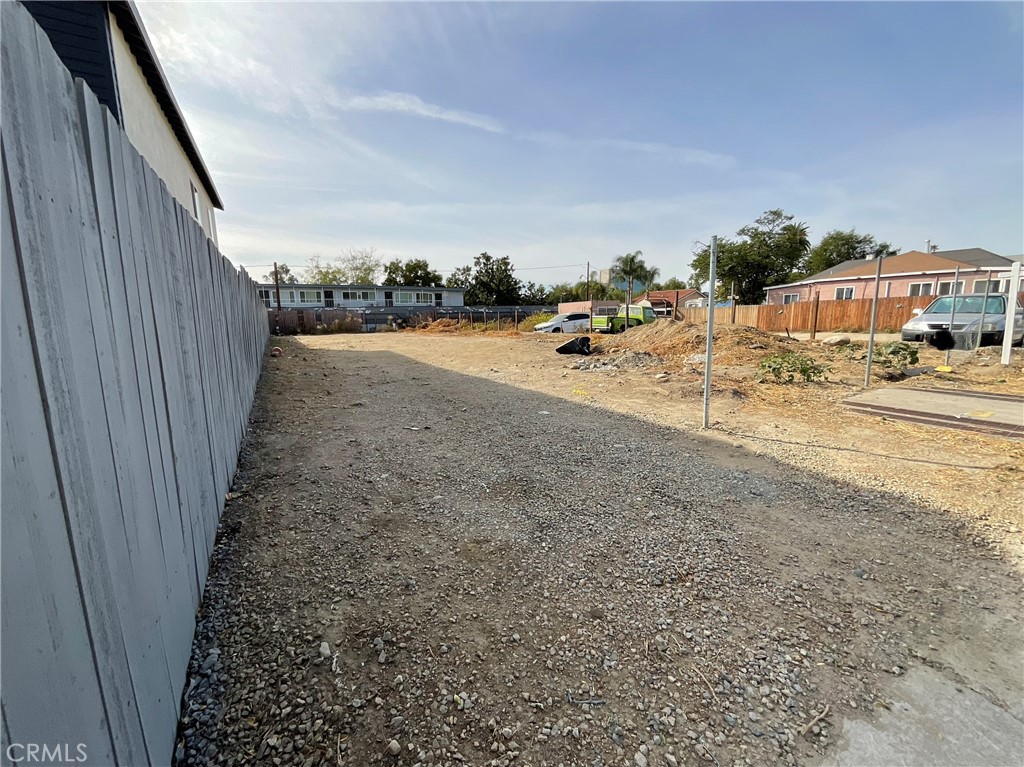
[597, 319, 801, 364]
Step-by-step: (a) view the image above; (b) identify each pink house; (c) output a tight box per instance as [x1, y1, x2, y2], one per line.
[765, 248, 1017, 305]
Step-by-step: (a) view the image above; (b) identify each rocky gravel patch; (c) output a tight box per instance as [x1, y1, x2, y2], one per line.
[173, 338, 1022, 766]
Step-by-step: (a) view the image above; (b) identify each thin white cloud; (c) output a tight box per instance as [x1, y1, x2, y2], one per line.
[521, 132, 736, 170]
[324, 90, 504, 133]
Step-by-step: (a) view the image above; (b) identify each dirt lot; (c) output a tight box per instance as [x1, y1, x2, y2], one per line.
[175, 329, 1023, 767]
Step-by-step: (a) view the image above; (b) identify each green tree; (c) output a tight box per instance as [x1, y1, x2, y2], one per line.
[383, 258, 443, 286]
[658, 276, 689, 291]
[468, 252, 522, 305]
[445, 266, 472, 289]
[689, 210, 811, 305]
[610, 250, 651, 303]
[520, 281, 549, 304]
[802, 229, 898, 277]
[263, 263, 298, 284]
[546, 282, 581, 303]
[302, 254, 346, 284]
[338, 247, 382, 284]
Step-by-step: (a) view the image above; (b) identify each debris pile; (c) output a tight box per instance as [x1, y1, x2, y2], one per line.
[419, 318, 464, 332]
[597, 320, 799, 365]
[570, 349, 664, 370]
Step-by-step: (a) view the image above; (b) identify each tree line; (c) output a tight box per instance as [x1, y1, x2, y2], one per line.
[689, 209, 896, 304]
[263, 213, 896, 307]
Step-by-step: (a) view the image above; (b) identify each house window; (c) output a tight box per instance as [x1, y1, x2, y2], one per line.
[299, 290, 322, 304]
[908, 282, 933, 297]
[341, 290, 374, 301]
[782, 293, 799, 305]
[396, 291, 414, 304]
[834, 287, 854, 300]
[937, 280, 964, 296]
[973, 278, 1001, 293]
[415, 292, 434, 304]
[257, 288, 273, 308]
[285, 290, 295, 304]
[190, 182, 200, 220]
[435, 292, 443, 307]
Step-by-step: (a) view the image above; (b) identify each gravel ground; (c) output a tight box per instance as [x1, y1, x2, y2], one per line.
[174, 336, 1022, 767]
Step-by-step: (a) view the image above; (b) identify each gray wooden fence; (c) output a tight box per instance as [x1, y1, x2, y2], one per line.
[1, 3, 268, 764]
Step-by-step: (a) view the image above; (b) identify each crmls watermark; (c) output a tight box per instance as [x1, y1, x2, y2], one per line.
[5, 744, 87, 763]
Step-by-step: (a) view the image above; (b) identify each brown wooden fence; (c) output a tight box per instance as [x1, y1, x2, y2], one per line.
[678, 296, 936, 334]
[680, 305, 760, 327]
[758, 296, 935, 333]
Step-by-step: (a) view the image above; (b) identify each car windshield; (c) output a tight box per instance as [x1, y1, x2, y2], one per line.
[548, 314, 569, 322]
[924, 296, 1005, 315]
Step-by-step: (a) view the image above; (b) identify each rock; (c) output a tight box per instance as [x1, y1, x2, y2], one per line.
[821, 335, 851, 346]
[387, 739, 401, 755]
[634, 753, 648, 767]
[318, 642, 331, 659]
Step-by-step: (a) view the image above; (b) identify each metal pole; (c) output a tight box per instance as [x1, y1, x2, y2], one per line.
[1001, 261, 1022, 366]
[587, 260, 593, 334]
[863, 255, 884, 387]
[515, 308, 519, 331]
[702, 236, 718, 429]
[729, 281, 737, 324]
[975, 271, 993, 351]
[945, 266, 961, 366]
[809, 292, 820, 341]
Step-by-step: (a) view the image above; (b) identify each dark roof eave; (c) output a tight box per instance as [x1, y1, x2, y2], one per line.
[107, 0, 223, 209]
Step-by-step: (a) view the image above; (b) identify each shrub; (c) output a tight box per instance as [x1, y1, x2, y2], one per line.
[872, 341, 919, 371]
[518, 312, 555, 332]
[757, 353, 830, 383]
[310, 317, 362, 334]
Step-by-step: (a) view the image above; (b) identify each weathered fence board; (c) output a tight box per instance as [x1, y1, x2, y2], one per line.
[1, 158, 118, 766]
[1, 3, 269, 763]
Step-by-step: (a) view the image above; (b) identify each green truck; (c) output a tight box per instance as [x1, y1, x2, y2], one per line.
[590, 303, 659, 333]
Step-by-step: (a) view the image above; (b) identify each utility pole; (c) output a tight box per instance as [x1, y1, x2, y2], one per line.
[702, 236, 718, 429]
[587, 260, 593, 333]
[273, 261, 282, 310]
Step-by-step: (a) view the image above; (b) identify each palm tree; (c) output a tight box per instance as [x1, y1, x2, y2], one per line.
[611, 250, 650, 311]
[781, 223, 811, 258]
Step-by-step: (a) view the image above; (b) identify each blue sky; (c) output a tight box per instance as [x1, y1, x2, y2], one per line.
[140, 1, 1024, 285]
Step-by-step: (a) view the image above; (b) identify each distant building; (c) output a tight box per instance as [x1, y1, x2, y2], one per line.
[256, 284, 466, 310]
[764, 248, 1016, 305]
[24, 0, 222, 243]
[636, 288, 707, 314]
[597, 268, 648, 294]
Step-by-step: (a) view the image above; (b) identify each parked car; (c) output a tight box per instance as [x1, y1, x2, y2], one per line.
[901, 293, 1024, 346]
[590, 303, 659, 333]
[533, 312, 591, 333]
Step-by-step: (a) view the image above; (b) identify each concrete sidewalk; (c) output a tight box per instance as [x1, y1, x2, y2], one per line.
[844, 387, 1024, 439]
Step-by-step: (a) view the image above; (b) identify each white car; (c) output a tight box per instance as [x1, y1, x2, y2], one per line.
[533, 312, 591, 333]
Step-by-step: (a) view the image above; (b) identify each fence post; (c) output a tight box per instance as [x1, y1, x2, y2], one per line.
[515, 308, 519, 331]
[730, 282, 737, 324]
[864, 255, 885, 387]
[809, 293, 820, 341]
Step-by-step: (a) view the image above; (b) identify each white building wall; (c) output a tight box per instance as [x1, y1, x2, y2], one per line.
[108, 12, 218, 243]
[257, 286, 465, 309]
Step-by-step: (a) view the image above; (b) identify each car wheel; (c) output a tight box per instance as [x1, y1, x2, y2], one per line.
[552, 327, 562, 333]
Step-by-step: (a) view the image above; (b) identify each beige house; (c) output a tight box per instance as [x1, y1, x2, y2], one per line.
[24, 0, 222, 242]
